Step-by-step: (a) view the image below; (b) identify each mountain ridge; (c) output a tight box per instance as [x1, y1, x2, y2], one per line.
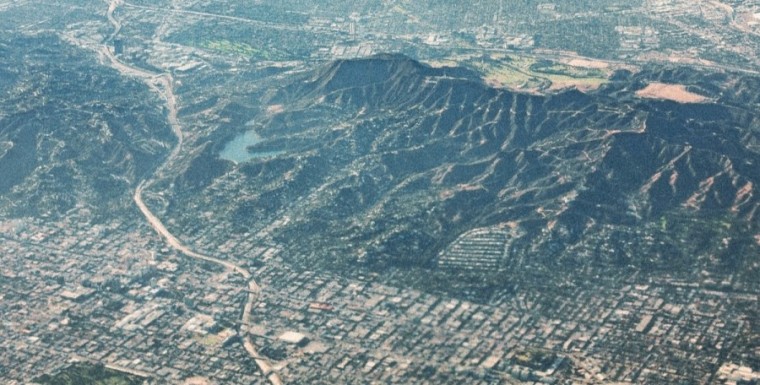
[167, 54, 760, 293]
[0, 34, 175, 218]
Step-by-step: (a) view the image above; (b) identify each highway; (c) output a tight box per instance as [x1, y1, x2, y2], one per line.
[103, 1, 282, 384]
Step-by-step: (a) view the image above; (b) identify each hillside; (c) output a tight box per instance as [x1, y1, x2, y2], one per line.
[169, 55, 760, 295]
[0, 34, 174, 219]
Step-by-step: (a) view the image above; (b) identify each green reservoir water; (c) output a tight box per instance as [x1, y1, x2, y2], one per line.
[219, 130, 284, 163]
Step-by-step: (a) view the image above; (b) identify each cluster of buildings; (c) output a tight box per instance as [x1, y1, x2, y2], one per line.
[2, 0, 760, 383]
[2, 209, 758, 385]
[89, 0, 760, 82]
[437, 226, 520, 271]
[0, 215, 263, 384]
[240, 250, 759, 384]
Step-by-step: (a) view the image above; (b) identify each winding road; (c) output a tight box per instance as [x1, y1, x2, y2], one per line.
[103, 1, 281, 384]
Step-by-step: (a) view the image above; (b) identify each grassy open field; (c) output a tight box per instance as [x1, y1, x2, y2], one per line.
[201, 39, 284, 60]
[467, 54, 611, 93]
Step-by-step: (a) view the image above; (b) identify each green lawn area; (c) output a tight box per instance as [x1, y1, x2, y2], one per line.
[201, 39, 282, 60]
[467, 54, 610, 92]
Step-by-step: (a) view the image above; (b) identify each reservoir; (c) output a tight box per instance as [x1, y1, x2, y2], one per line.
[219, 130, 284, 163]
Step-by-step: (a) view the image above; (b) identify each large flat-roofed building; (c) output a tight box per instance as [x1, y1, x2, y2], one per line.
[59, 287, 95, 303]
[278, 331, 309, 347]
